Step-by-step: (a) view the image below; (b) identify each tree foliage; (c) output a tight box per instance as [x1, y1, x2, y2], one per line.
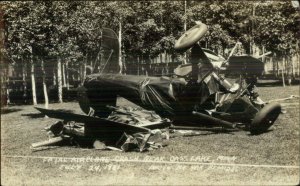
[3, 1, 299, 68]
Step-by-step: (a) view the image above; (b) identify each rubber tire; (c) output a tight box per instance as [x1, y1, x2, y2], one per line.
[174, 23, 207, 51]
[174, 22, 208, 51]
[250, 103, 281, 135]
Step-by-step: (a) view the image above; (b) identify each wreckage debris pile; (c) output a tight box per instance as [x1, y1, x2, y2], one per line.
[107, 106, 163, 126]
[31, 106, 169, 152]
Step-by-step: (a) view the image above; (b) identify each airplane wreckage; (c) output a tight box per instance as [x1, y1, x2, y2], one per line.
[33, 22, 281, 152]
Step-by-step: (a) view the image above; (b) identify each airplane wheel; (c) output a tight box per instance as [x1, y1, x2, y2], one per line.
[174, 22, 208, 51]
[250, 103, 281, 135]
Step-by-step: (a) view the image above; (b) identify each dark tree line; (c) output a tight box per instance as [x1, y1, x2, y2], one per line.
[1, 1, 299, 106]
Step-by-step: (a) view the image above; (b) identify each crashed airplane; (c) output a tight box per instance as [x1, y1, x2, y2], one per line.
[35, 22, 281, 151]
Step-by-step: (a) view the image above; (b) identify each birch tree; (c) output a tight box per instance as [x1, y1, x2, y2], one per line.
[4, 2, 39, 105]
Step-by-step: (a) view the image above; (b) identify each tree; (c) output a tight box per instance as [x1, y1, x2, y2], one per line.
[103, 1, 134, 74]
[4, 2, 39, 105]
[187, 1, 246, 54]
[249, 2, 300, 78]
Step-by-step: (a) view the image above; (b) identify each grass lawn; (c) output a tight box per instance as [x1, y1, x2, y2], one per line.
[1, 85, 299, 185]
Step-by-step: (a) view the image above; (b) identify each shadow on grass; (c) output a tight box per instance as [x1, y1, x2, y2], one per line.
[21, 113, 46, 118]
[22, 109, 74, 118]
[247, 129, 274, 136]
[54, 109, 74, 113]
[256, 82, 282, 87]
[257, 79, 300, 87]
[1, 108, 22, 115]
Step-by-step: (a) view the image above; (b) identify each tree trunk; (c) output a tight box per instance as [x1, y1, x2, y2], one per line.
[165, 50, 168, 75]
[271, 57, 275, 77]
[123, 55, 126, 75]
[53, 68, 56, 86]
[282, 57, 286, 87]
[276, 57, 279, 78]
[82, 55, 87, 85]
[83, 62, 87, 83]
[77, 65, 81, 82]
[281, 69, 285, 87]
[286, 55, 292, 85]
[118, 20, 122, 74]
[57, 58, 63, 103]
[22, 61, 27, 102]
[62, 62, 66, 87]
[297, 53, 300, 77]
[183, 0, 187, 64]
[291, 54, 295, 78]
[294, 40, 299, 77]
[262, 45, 265, 63]
[251, 4, 256, 55]
[6, 77, 10, 105]
[282, 56, 285, 75]
[66, 62, 69, 90]
[31, 58, 37, 105]
[137, 56, 140, 76]
[41, 59, 49, 109]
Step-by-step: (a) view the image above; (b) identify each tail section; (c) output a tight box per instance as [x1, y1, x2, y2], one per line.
[98, 28, 120, 74]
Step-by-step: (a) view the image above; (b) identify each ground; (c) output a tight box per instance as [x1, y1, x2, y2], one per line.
[1, 85, 299, 185]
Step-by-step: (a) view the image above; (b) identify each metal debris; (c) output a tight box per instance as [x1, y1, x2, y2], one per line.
[266, 95, 299, 103]
[31, 106, 170, 152]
